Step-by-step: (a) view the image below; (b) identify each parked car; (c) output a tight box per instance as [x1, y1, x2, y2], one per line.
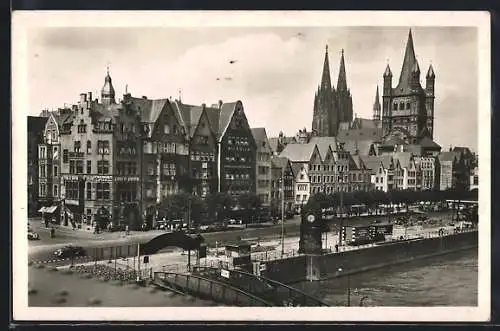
[28, 231, 39, 240]
[53, 246, 86, 258]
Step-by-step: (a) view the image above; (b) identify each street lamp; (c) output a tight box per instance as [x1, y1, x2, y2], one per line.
[338, 176, 344, 246]
[337, 266, 351, 307]
[279, 167, 285, 258]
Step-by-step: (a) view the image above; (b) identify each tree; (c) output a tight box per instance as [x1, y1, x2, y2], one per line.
[206, 192, 234, 223]
[237, 192, 261, 226]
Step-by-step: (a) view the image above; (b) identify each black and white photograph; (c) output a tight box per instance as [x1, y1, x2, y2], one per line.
[12, 11, 490, 322]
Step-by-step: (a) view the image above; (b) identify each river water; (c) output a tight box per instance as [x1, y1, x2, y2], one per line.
[296, 249, 478, 307]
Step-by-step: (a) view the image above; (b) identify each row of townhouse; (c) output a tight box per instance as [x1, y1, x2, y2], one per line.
[279, 136, 374, 213]
[36, 71, 258, 229]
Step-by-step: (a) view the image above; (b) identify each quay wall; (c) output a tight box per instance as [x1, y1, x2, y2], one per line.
[258, 230, 478, 284]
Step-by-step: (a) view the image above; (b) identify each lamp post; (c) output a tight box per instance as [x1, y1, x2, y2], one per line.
[339, 176, 344, 246]
[322, 182, 328, 252]
[338, 267, 351, 307]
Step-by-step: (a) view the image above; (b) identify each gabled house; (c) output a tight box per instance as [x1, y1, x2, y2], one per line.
[360, 155, 395, 192]
[251, 128, 272, 208]
[271, 156, 295, 217]
[393, 152, 418, 191]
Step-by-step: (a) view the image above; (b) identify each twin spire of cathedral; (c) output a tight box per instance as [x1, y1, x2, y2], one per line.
[319, 45, 349, 93]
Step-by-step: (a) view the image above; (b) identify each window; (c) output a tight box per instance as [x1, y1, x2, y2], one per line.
[86, 182, 92, 199]
[147, 162, 156, 175]
[78, 120, 87, 133]
[53, 165, 58, 177]
[393, 103, 398, 110]
[39, 147, 46, 159]
[53, 185, 58, 197]
[116, 183, 137, 202]
[399, 102, 404, 110]
[64, 180, 79, 200]
[163, 163, 176, 176]
[63, 149, 69, 163]
[97, 140, 110, 155]
[96, 183, 111, 200]
[127, 162, 137, 175]
[74, 141, 81, 153]
[39, 183, 46, 196]
[69, 160, 75, 174]
[406, 102, 411, 110]
[97, 161, 110, 174]
[164, 124, 170, 134]
[87, 160, 92, 174]
[76, 161, 84, 174]
[39, 164, 46, 178]
[87, 141, 92, 154]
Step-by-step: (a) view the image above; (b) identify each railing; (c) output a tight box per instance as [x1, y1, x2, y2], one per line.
[192, 266, 329, 307]
[252, 249, 301, 262]
[153, 271, 273, 307]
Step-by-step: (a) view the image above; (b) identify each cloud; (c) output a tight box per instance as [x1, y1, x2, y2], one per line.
[27, 27, 479, 151]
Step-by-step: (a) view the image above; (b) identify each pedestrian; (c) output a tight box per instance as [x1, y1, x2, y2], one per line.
[335, 244, 339, 253]
[50, 227, 55, 239]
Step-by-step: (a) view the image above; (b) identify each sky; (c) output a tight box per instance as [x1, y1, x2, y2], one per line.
[27, 26, 478, 151]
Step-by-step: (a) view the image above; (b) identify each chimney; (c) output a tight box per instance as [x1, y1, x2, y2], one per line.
[80, 93, 87, 103]
[202, 103, 206, 109]
[218, 100, 223, 109]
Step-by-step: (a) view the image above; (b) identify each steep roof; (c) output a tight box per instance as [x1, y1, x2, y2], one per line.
[337, 49, 348, 91]
[419, 136, 441, 149]
[359, 155, 382, 174]
[394, 29, 423, 95]
[351, 155, 366, 170]
[271, 156, 290, 169]
[351, 117, 377, 130]
[291, 163, 304, 178]
[251, 127, 268, 143]
[393, 152, 413, 169]
[204, 106, 221, 135]
[342, 139, 376, 156]
[320, 45, 332, 91]
[280, 143, 316, 163]
[406, 144, 423, 155]
[347, 153, 359, 170]
[309, 136, 337, 160]
[218, 102, 238, 138]
[438, 151, 456, 162]
[28, 116, 48, 134]
[337, 127, 383, 141]
[268, 137, 279, 153]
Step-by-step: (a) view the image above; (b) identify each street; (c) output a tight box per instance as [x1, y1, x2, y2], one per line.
[28, 210, 454, 266]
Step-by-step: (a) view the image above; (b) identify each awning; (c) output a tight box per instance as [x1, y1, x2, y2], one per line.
[38, 207, 47, 213]
[45, 205, 59, 214]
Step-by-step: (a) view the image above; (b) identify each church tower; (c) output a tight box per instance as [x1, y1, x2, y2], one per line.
[381, 29, 434, 143]
[336, 49, 353, 125]
[312, 45, 337, 137]
[101, 67, 116, 106]
[373, 85, 381, 127]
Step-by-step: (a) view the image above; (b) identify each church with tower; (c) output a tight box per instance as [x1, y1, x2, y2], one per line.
[311, 46, 353, 137]
[380, 29, 435, 144]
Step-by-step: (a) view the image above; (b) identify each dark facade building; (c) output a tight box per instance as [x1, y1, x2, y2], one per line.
[312, 46, 353, 137]
[28, 116, 48, 216]
[381, 29, 435, 143]
[216, 101, 257, 196]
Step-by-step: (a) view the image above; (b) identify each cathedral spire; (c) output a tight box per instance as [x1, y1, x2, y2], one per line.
[397, 29, 417, 89]
[373, 85, 381, 121]
[337, 48, 348, 91]
[320, 44, 332, 90]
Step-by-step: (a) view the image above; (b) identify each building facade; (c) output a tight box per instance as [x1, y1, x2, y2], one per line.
[270, 156, 295, 217]
[414, 155, 438, 190]
[382, 30, 435, 143]
[251, 128, 272, 208]
[28, 116, 48, 216]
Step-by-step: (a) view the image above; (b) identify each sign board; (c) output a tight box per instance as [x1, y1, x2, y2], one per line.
[115, 176, 140, 182]
[221, 269, 230, 278]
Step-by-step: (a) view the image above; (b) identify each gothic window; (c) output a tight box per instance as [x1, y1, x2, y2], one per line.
[393, 103, 398, 110]
[406, 102, 411, 110]
[399, 102, 404, 110]
[87, 140, 92, 154]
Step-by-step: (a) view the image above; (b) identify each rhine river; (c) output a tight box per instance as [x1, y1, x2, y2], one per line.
[296, 249, 478, 306]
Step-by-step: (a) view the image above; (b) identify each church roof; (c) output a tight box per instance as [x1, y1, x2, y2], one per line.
[342, 139, 376, 156]
[320, 45, 332, 91]
[351, 117, 378, 129]
[393, 29, 424, 96]
[101, 68, 115, 98]
[280, 143, 316, 163]
[251, 128, 269, 148]
[426, 64, 435, 78]
[337, 127, 383, 141]
[384, 64, 393, 77]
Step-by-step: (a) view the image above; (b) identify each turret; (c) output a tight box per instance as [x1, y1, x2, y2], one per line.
[383, 64, 393, 96]
[101, 66, 116, 106]
[411, 59, 421, 90]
